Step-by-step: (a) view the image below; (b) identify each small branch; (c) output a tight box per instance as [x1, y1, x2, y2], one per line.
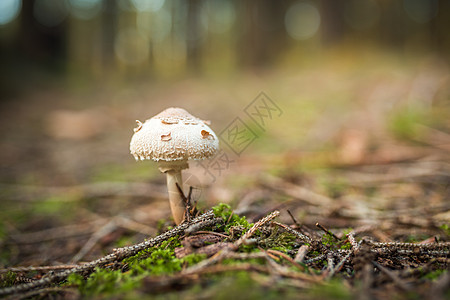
[304, 254, 327, 264]
[0, 210, 215, 297]
[192, 231, 229, 239]
[316, 223, 339, 241]
[286, 210, 300, 227]
[0, 265, 80, 274]
[347, 233, 359, 251]
[327, 250, 353, 279]
[184, 211, 281, 274]
[273, 222, 312, 243]
[368, 241, 450, 250]
[234, 211, 280, 248]
[185, 218, 223, 235]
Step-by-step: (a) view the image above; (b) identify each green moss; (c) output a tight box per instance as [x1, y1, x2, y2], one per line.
[439, 224, 450, 236]
[340, 241, 352, 250]
[322, 234, 336, 248]
[123, 237, 181, 265]
[0, 271, 16, 288]
[422, 269, 446, 281]
[212, 203, 252, 232]
[259, 230, 296, 252]
[68, 236, 206, 297]
[79, 268, 140, 296]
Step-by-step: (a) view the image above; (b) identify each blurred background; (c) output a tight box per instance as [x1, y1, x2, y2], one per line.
[0, 0, 449, 256]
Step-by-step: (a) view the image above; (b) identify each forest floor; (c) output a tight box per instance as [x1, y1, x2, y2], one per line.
[0, 54, 449, 299]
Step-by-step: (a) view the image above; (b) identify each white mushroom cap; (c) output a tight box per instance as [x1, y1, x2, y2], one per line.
[130, 107, 219, 165]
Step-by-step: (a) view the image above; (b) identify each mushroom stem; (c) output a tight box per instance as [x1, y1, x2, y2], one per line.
[165, 170, 185, 225]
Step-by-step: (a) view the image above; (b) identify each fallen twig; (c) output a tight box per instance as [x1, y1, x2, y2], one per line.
[273, 222, 312, 243]
[234, 210, 280, 248]
[0, 264, 80, 274]
[327, 250, 353, 279]
[347, 233, 359, 251]
[0, 210, 216, 297]
[316, 223, 339, 240]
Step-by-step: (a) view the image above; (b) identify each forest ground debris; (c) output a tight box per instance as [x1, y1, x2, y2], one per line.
[0, 204, 448, 299]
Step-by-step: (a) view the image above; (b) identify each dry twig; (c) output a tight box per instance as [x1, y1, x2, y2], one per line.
[0, 210, 216, 297]
[273, 222, 312, 243]
[0, 265, 79, 274]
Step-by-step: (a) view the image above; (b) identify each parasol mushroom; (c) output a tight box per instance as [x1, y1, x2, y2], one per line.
[130, 107, 219, 225]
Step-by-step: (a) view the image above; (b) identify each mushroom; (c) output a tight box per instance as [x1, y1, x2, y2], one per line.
[130, 107, 219, 225]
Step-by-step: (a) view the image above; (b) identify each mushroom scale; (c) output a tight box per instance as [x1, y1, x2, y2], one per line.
[130, 108, 219, 162]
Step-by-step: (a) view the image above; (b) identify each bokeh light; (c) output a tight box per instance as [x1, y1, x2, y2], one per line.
[285, 1, 321, 40]
[153, 37, 186, 74]
[136, 7, 172, 42]
[115, 28, 150, 65]
[117, 0, 135, 12]
[131, 0, 165, 12]
[201, 0, 236, 34]
[34, 0, 69, 27]
[68, 0, 102, 20]
[0, 0, 21, 26]
[344, 0, 380, 31]
[403, 0, 439, 24]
